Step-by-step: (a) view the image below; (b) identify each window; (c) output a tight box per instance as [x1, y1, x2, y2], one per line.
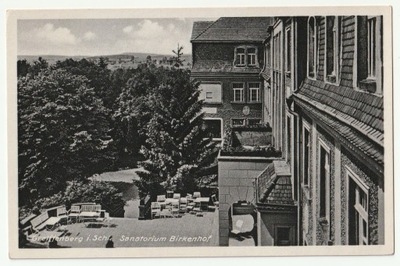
[236, 48, 246, 66]
[356, 16, 383, 94]
[308, 17, 317, 78]
[235, 46, 258, 67]
[302, 123, 311, 186]
[232, 118, 245, 127]
[249, 83, 260, 102]
[203, 118, 222, 139]
[247, 48, 257, 66]
[319, 141, 330, 219]
[233, 83, 244, 102]
[199, 83, 222, 103]
[367, 17, 376, 78]
[275, 227, 292, 246]
[326, 16, 341, 83]
[285, 27, 292, 74]
[248, 118, 261, 126]
[348, 169, 369, 245]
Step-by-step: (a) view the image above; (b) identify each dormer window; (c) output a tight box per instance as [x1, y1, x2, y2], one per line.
[234, 46, 258, 67]
[236, 48, 246, 66]
[247, 48, 257, 66]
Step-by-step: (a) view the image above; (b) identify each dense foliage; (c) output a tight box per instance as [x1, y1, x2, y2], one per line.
[18, 68, 116, 207]
[135, 68, 218, 199]
[17, 55, 218, 216]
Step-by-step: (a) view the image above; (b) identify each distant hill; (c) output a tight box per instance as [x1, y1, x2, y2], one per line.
[18, 53, 192, 66]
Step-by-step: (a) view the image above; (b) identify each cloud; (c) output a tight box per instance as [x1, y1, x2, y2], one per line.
[83, 31, 97, 41]
[123, 25, 133, 33]
[117, 19, 188, 54]
[33, 23, 80, 45]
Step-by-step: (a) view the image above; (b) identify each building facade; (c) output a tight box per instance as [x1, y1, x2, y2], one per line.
[191, 17, 272, 141]
[192, 14, 385, 247]
[258, 15, 384, 246]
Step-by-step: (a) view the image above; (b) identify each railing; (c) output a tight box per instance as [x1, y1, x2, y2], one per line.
[254, 163, 275, 203]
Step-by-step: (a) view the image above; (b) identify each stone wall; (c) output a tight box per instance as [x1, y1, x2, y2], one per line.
[218, 157, 272, 246]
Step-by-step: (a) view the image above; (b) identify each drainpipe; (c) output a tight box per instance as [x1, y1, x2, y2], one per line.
[286, 96, 302, 245]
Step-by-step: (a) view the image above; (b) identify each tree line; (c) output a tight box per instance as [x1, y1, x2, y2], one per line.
[17, 56, 218, 218]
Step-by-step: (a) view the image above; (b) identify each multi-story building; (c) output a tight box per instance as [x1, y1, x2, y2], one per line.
[192, 14, 385, 247]
[256, 15, 385, 246]
[191, 17, 272, 141]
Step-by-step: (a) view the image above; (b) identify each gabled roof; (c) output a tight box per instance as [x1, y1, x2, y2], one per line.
[191, 21, 214, 40]
[257, 161, 295, 207]
[191, 17, 272, 42]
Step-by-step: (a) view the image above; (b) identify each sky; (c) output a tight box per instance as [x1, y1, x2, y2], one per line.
[17, 18, 212, 56]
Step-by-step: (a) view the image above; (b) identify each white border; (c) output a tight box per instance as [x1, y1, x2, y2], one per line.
[2, 2, 395, 263]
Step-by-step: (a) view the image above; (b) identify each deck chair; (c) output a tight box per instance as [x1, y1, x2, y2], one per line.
[157, 195, 167, 209]
[193, 191, 201, 199]
[68, 205, 81, 223]
[179, 197, 188, 212]
[151, 202, 161, 219]
[173, 193, 181, 200]
[171, 201, 180, 217]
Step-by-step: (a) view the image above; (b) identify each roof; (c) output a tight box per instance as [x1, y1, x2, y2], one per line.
[295, 97, 384, 172]
[256, 161, 295, 207]
[294, 79, 384, 171]
[295, 78, 384, 145]
[191, 21, 214, 40]
[191, 17, 272, 42]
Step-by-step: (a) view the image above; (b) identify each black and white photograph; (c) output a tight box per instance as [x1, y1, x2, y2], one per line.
[6, 5, 393, 258]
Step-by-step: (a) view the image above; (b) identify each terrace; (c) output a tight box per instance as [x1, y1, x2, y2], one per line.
[21, 203, 219, 248]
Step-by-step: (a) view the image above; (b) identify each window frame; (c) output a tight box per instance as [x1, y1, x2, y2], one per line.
[325, 16, 341, 84]
[248, 82, 261, 102]
[247, 47, 257, 66]
[346, 166, 369, 245]
[318, 137, 331, 222]
[307, 16, 318, 79]
[355, 16, 383, 95]
[285, 26, 292, 76]
[232, 82, 245, 102]
[302, 121, 311, 187]
[231, 118, 246, 127]
[198, 82, 223, 104]
[203, 118, 223, 141]
[367, 16, 377, 79]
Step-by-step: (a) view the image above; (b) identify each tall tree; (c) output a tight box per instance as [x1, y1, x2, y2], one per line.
[18, 69, 115, 207]
[136, 68, 218, 199]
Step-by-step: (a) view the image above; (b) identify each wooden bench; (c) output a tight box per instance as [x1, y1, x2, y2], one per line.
[30, 212, 49, 232]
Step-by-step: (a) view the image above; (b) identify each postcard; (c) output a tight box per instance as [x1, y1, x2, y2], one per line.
[7, 6, 393, 258]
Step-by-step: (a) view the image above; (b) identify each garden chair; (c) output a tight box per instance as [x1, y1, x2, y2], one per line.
[151, 202, 161, 219]
[193, 191, 201, 199]
[179, 197, 188, 213]
[171, 201, 180, 217]
[68, 205, 81, 223]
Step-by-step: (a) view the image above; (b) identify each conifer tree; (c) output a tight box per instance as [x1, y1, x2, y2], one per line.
[136, 68, 218, 199]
